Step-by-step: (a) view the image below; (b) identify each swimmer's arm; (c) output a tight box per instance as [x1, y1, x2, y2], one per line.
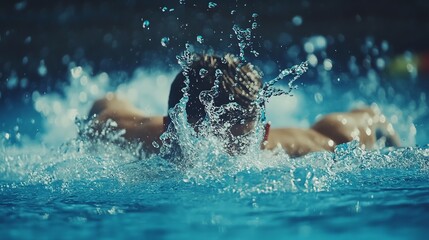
[311, 108, 401, 149]
[88, 94, 164, 153]
[265, 128, 335, 157]
[88, 93, 144, 119]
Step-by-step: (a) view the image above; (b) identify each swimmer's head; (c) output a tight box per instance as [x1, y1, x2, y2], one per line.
[167, 53, 263, 155]
[168, 53, 263, 124]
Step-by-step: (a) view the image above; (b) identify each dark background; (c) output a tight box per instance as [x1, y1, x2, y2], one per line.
[1, 0, 428, 138]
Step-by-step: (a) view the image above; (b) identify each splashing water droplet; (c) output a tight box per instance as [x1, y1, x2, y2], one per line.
[252, 22, 258, 30]
[215, 69, 223, 78]
[162, 6, 168, 12]
[252, 13, 258, 18]
[70, 66, 83, 79]
[231, 10, 236, 15]
[314, 92, 323, 104]
[152, 141, 160, 149]
[199, 68, 209, 78]
[232, 24, 254, 62]
[142, 20, 150, 29]
[262, 61, 309, 100]
[208, 2, 217, 8]
[161, 37, 170, 47]
[197, 35, 204, 44]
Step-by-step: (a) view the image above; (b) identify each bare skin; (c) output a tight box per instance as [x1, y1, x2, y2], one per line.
[266, 108, 400, 157]
[89, 94, 400, 157]
[89, 93, 165, 154]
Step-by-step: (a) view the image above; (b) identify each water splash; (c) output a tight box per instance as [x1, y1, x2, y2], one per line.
[150, 44, 310, 185]
[1, 2, 426, 200]
[1, 56, 427, 196]
[161, 37, 170, 47]
[196, 35, 204, 44]
[262, 61, 309, 100]
[232, 24, 254, 62]
[199, 68, 208, 78]
[141, 19, 150, 29]
[208, 2, 218, 9]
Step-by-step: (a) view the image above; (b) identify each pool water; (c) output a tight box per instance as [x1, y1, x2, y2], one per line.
[1, 65, 429, 239]
[1, 141, 428, 240]
[1, 1, 429, 239]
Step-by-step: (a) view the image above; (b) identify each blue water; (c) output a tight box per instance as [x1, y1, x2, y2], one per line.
[2, 2, 429, 239]
[1, 141, 429, 240]
[1, 64, 429, 239]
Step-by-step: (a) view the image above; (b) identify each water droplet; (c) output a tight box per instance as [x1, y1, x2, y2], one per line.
[323, 59, 333, 71]
[252, 22, 258, 29]
[161, 6, 168, 12]
[152, 141, 160, 149]
[24, 36, 31, 44]
[142, 20, 150, 29]
[38, 60, 47, 76]
[6, 74, 18, 89]
[169, 8, 175, 12]
[22, 56, 28, 65]
[306, 54, 318, 67]
[215, 69, 223, 78]
[292, 15, 303, 26]
[179, 0, 186, 4]
[199, 68, 208, 78]
[355, 14, 362, 22]
[231, 10, 236, 15]
[381, 40, 389, 52]
[208, 2, 217, 8]
[70, 66, 83, 79]
[15, 1, 27, 11]
[161, 37, 170, 47]
[196, 35, 204, 44]
[376, 58, 385, 69]
[185, 43, 194, 52]
[314, 92, 323, 104]
[251, 50, 259, 57]
[20, 78, 28, 88]
[252, 13, 259, 18]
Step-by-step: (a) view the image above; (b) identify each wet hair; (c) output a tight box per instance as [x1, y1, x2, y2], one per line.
[168, 54, 263, 122]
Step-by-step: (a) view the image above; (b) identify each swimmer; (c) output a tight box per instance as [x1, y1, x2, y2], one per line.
[88, 54, 400, 157]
